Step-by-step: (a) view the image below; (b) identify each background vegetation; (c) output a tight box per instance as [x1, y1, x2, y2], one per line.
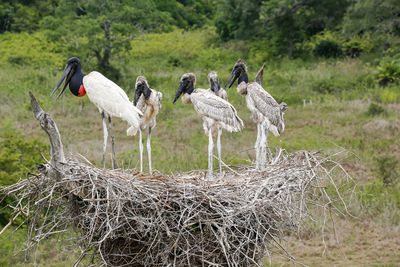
[0, 0, 399, 265]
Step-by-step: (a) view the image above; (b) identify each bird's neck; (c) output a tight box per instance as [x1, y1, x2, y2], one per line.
[238, 72, 248, 84]
[144, 87, 152, 100]
[182, 93, 192, 104]
[69, 69, 86, 97]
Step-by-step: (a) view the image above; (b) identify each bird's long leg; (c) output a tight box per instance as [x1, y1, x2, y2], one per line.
[147, 127, 152, 174]
[139, 128, 143, 173]
[255, 123, 262, 169]
[260, 121, 268, 168]
[264, 124, 269, 163]
[207, 127, 214, 179]
[217, 126, 222, 175]
[108, 115, 118, 169]
[101, 112, 108, 168]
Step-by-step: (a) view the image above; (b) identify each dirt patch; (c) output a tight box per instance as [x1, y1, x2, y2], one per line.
[363, 119, 400, 131]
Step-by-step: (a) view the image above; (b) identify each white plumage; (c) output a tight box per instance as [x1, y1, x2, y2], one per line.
[84, 71, 142, 136]
[173, 73, 243, 179]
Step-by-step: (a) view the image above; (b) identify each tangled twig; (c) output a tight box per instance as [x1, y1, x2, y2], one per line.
[1, 149, 351, 266]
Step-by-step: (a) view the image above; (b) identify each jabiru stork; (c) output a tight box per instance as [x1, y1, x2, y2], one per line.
[51, 57, 143, 169]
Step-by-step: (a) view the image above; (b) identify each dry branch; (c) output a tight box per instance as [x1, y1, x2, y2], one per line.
[0, 93, 353, 266]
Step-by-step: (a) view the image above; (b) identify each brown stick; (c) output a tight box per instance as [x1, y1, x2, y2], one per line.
[29, 92, 65, 173]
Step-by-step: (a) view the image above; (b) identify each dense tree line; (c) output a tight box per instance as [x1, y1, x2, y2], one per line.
[1, 0, 400, 72]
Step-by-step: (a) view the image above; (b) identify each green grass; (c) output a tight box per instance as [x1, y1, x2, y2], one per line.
[0, 28, 399, 265]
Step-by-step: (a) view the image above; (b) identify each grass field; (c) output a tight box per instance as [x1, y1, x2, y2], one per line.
[0, 29, 399, 266]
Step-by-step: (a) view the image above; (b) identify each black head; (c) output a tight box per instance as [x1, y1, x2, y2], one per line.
[173, 73, 196, 103]
[225, 59, 248, 89]
[133, 76, 151, 106]
[51, 57, 83, 98]
[208, 71, 221, 95]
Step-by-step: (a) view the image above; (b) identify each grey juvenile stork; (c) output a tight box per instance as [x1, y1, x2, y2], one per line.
[208, 71, 228, 100]
[207, 71, 228, 173]
[133, 76, 162, 174]
[173, 73, 244, 179]
[225, 60, 287, 169]
[52, 57, 143, 169]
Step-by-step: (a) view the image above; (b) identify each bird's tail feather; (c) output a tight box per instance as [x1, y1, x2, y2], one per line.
[127, 126, 138, 136]
[123, 104, 142, 136]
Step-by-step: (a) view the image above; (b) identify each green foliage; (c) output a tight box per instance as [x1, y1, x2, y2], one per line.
[376, 59, 400, 86]
[0, 122, 48, 225]
[376, 156, 399, 186]
[0, 123, 49, 186]
[342, 36, 374, 58]
[0, 3, 13, 33]
[0, 227, 26, 266]
[0, 32, 64, 67]
[12, 4, 39, 33]
[380, 88, 400, 103]
[366, 103, 386, 116]
[314, 40, 342, 58]
[343, 0, 400, 37]
[358, 179, 400, 225]
[154, 0, 215, 29]
[215, 0, 262, 41]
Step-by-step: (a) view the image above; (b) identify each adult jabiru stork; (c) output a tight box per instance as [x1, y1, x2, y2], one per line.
[133, 76, 162, 174]
[173, 73, 243, 179]
[225, 60, 287, 169]
[51, 57, 142, 169]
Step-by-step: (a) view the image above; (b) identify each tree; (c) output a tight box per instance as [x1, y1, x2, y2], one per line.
[343, 0, 400, 37]
[215, 0, 263, 41]
[41, 0, 174, 80]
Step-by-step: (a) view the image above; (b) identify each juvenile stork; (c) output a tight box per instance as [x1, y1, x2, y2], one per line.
[51, 57, 143, 169]
[133, 76, 162, 174]
[207, 71, 228, 173]
[208, 71, 228, 100]
[225, 60, 287, 169]
[173, 73, 244, 179]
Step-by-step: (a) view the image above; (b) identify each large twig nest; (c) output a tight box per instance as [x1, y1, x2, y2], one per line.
[2, 149, 351, 266]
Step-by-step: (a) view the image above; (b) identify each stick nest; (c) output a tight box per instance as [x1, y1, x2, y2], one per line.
[2, 150, 351, 266]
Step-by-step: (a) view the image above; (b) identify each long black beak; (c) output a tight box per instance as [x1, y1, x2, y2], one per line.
[224, 69, 239, 89]
[173, 81, 186, 103]
[133, 83, 145, 106]
[51, 64, 74, 99]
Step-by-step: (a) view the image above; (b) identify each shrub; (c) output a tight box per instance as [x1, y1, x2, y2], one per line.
[342, 36, 374, 58]
[311, 78, 351, 94]
[0, 123, 48, 225]
[376, 156, 399, 186]
[366, 103, 386, 116]
[314, 40, 342, 58]
[376, 59, 400, 86]
[380, 88, 400, 103]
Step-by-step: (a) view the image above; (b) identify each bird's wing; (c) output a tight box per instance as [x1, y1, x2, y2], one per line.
[247, 82, 281, 126]
[191, 90, 243, 132]
[135, 94, 146, 113]
[83, 72, 142, 135]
